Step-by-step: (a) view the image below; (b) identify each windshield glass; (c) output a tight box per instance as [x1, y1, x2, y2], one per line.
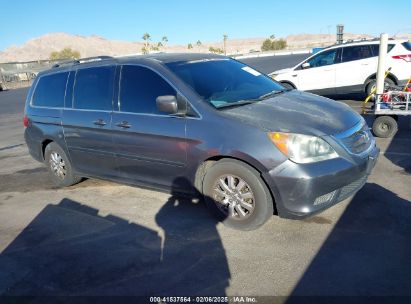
[166, 59, 284, 108]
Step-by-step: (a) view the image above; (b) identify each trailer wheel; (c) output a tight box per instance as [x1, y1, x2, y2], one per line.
[372, 116, 398, 138]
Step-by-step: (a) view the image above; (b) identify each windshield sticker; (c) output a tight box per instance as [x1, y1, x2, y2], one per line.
[241, 66, 261, 76]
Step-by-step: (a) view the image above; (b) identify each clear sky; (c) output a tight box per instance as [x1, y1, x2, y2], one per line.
[1, 0, 409, 51]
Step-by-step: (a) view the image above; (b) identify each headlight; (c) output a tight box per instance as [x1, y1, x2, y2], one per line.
[268, 132, 338, 163]
[269, 73, 278, 79]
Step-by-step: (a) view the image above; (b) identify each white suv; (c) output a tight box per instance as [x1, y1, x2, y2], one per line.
[270, 39, 411, 96]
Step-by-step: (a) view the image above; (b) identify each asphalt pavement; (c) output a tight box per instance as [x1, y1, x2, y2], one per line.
[239, 53, 310, 74]
[0, 82, 410, 299]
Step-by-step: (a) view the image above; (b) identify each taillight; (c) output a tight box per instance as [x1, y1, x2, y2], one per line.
[391, 54, 411, 62]
[23, 115, 29, 128]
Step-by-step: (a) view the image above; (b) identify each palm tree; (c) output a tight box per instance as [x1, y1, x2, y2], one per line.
[142, 33, 151, 54]
[196, 40, 202, 50]
[187, 43, 193, 50]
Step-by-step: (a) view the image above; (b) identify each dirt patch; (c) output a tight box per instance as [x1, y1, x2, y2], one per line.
[303, 216, 333, 225]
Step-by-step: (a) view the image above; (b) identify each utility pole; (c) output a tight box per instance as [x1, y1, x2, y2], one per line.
[336, 24, 344, 44]
[223, 34, 228, 55]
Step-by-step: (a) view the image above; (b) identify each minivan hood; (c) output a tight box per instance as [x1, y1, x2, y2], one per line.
[221, 90, 362, 136]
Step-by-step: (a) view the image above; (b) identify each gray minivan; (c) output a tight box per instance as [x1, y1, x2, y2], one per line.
[24, 54, 379, 230]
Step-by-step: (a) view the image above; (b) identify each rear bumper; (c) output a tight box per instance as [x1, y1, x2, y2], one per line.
[24, 128, 43, 163]
[263, 144, 379, 219]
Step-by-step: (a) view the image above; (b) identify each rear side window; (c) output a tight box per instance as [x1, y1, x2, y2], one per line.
[402, 41, 411, 51]
[73, 66, 115, 111]
[32, 72, 68, 107]
[369, 44, 395, 56]
[341, 45, 373, 62]
[119, 65, 176, 114]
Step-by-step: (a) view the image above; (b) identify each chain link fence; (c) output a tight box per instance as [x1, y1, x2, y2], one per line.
[0, 60, 56, 90]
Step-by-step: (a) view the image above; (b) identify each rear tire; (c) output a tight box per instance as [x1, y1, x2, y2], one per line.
[372, 116, 398, 138]
[44, 142, 81, 187]
[202, 159, 273, 231]
[366, 78, 394, 96]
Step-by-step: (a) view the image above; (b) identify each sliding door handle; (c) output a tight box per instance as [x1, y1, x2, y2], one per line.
[115, 121, 131, 128]
[93, 119, 107, 126]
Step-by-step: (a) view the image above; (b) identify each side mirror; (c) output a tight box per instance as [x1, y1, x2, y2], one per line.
[156, 95, 178, 114]
[301, 62, 310, 69]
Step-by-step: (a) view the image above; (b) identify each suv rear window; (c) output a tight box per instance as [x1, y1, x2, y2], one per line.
[73, 66, 115, 111]
[341, 45, 373, 62]
[402, 41, 411, 51]
[32, 72, 68, 107]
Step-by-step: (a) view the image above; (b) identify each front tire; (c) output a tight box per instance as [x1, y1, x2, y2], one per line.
[202, 159, 274, 230]
[280, 82, 295, 90]
[44, 142, 81, 187]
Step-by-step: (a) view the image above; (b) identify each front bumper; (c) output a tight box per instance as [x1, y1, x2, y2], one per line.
[263, 143, 379, 219]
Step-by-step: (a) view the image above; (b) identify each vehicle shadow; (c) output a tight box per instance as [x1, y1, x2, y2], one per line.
[362, 113, 411, 175]
[286, 183, 411, 301]
[0, 178, 230, 297]
[382, 116, 411, 175]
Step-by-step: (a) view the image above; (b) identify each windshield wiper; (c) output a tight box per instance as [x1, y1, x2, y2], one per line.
[215, 90, 287, 109]
[216, 100, 259, 109]
[256, 89, 286, 100]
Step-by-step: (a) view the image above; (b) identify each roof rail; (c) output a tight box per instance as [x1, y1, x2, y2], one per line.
[324, 37, 397, 49]
[52, 56, 113, 68]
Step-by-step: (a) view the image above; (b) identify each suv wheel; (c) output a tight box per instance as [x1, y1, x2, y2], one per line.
[44, 142, 81, 187]
[202, 159, 273, 230]
[366, 78, 394, 96]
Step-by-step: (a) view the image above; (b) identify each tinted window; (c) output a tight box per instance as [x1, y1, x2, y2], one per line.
[73, 66, 115, 110]
[342, 45, 373, 62]
[166, 59, 284, 108]
[119, 65, 176, 114]
[307, 49, 338, 67]
[32, 72, 68, 107]
[370, 44, 395, 56]
[401, 42, 411, 51]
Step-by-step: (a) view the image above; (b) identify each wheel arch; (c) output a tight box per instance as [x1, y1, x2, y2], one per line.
[41, 139, 54, 160]
[279, 80, 297, 89]
[194, 155, 278, 215]
[364, 72, 399, 86]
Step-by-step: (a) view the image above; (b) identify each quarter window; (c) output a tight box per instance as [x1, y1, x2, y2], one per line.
[119, 65, 176, 114]
[370, 44, 395, 56]
[32, 72, 68, 107]
[73, 66, 115, 111]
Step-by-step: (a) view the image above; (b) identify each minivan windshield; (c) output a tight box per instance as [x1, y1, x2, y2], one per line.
[166, 59, 285, 108]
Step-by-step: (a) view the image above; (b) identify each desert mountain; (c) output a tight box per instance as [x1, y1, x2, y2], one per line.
[0, 32, 387, 63]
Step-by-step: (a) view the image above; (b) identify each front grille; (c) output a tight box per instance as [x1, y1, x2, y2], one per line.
[337, 123, 373, 155]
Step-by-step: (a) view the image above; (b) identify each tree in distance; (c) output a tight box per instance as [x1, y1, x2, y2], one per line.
[209, 46, 224, 54]
[49, 48, 80, 60]
[261, 35, 287, 52]
[187, 43, 193, 50]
